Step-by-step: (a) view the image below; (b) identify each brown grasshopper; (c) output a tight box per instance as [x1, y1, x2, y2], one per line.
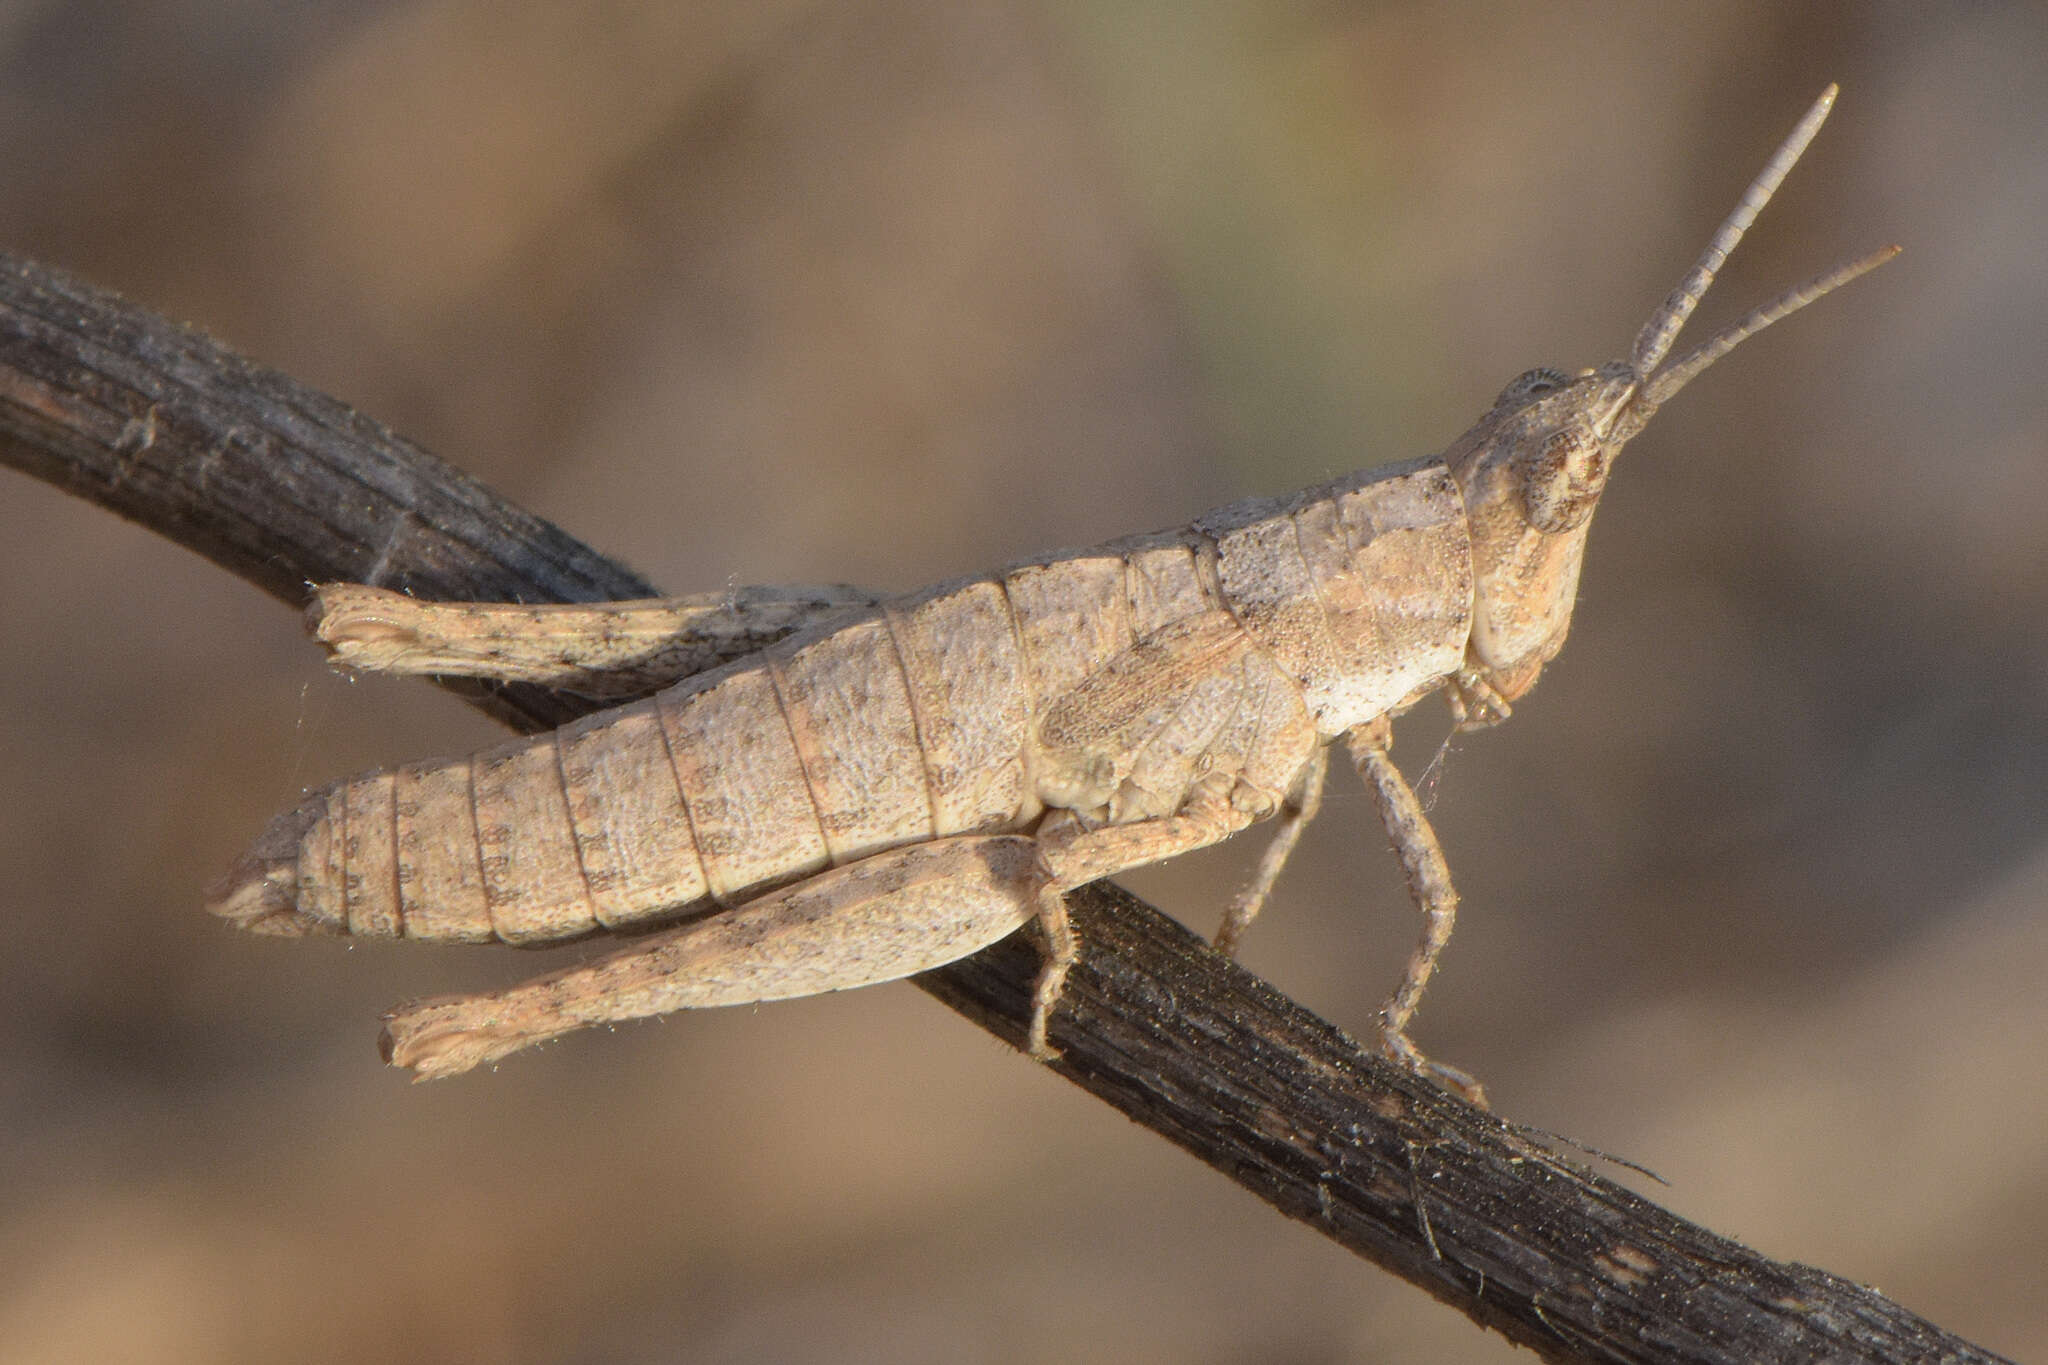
[212, 86, 1895, 1096]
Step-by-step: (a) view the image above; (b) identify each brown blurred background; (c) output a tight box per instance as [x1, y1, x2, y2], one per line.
[1, 3, 2043, 1361]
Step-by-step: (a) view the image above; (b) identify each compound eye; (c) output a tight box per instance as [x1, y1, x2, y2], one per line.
[1521, 424, 1609, 533]
[1498, 367, 1570, 406]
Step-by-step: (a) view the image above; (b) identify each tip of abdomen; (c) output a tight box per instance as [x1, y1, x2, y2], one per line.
[205, 799, 337, 936]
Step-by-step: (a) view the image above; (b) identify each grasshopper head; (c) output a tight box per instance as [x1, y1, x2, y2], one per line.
[1444, 85, 1896, 709]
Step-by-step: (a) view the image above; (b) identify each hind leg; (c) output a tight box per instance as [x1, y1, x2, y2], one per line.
[1023, 779, 1265, 1058]
[382, 834, 1041, 1079]
[309, 582, 874, 695]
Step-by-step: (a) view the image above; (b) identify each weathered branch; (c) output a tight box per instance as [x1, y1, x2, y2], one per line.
[0, 252, 2008, 1365]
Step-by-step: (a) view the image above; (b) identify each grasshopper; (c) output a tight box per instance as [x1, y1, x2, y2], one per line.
[211, 87, 1894, 1096]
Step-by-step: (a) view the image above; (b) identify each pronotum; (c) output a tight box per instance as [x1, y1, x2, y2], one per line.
[212, 86, 1895, 1097]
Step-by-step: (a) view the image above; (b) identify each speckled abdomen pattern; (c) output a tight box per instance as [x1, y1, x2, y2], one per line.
[214, 460, 1471, 946]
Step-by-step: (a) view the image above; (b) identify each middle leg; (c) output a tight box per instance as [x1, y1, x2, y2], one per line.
[1213, 745, 1328, 958]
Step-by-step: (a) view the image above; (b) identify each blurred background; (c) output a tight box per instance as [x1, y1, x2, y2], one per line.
[1, 2, 2043, 1360]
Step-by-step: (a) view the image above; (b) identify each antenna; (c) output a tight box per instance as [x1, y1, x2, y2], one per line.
[1630, 85, 1841, 378]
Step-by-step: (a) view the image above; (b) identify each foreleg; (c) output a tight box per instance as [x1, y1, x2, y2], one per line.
[1343, 719, 1487, 1106]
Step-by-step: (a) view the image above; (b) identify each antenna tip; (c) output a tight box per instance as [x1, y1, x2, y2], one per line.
[1846, 244, 1905, 279]
[1798, 84, 1840, 134]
